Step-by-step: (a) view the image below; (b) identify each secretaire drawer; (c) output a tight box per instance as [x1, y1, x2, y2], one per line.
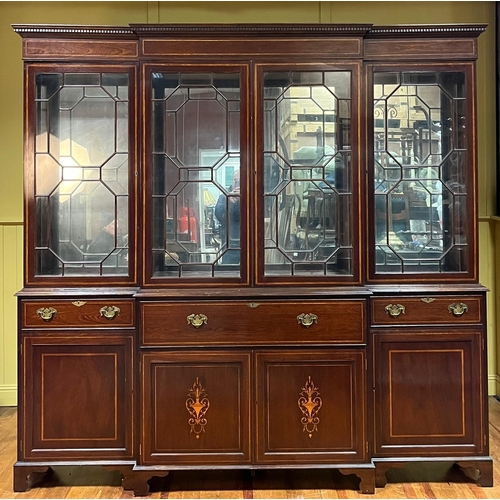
[371, 296, 482, 325]
[22, 299, 135, 328]
[141, 300, 366, 346]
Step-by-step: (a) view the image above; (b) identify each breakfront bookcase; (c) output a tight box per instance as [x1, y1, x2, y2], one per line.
[13, 23, 492, 495]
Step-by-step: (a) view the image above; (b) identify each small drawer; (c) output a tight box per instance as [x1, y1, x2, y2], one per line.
[371, 296, 482, 325]
[141, 299, 366, 346]
[22, 299, 135, 328]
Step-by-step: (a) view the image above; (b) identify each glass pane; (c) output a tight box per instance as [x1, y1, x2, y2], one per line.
[34, 72, 130, 277]
[262, 70, 352, 277]
[151, 71, 241, 279]
[373, 70, 468, 274]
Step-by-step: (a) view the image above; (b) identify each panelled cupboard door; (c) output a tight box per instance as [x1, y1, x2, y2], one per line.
[256, 350, 367, 463]
[141, 351, 251, 465]
[21, 335, 134, 460]
[373, 330, 485, 456]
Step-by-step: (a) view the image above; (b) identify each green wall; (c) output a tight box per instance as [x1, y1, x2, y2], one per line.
[0, 1, 497, 404]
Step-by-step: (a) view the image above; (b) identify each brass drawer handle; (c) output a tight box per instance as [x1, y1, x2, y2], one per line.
[36, 307, 57, 321]
[297, 313, 318, 328]
[187, 314, 208, 328]
[385, 304, 406, 318]
[99, 305, 120, 320]
[448, 303, 468, 317]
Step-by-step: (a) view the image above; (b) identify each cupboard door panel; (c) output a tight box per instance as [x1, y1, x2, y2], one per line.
[256, 350, 366, 463]
[21, 335, 133, 460]
[373, 330, 485, 456]
[141, 351, 251, 465]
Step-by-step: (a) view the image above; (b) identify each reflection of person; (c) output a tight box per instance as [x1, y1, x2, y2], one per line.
[87, 213, 115, 254]
[215, 170, 240, 264]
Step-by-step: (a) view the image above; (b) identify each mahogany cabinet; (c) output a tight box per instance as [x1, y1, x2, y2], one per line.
[13, 23, 491, 495]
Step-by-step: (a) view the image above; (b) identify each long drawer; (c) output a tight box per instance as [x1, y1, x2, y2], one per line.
[22, 299, 135, 328]
[371, 295, 482, 326]
[140, 299, 366, 346]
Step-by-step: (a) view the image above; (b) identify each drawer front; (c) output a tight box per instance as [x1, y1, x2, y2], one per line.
[22, 299, 135, 328]
[371, 296, 482, 326]
[141, 300, 366, 346]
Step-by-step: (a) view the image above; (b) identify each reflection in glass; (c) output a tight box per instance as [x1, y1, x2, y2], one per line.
[373, 71, 468, 274]
[262, 71, 352, 277]
[34, 72, 130, 276]
[150, 72, 241, 278]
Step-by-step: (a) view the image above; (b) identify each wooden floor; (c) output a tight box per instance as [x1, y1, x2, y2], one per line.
[3, 400, 500, 499]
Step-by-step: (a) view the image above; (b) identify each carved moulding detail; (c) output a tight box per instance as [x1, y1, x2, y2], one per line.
[298, 376, 323, 438]
[186, 377, 210, 439]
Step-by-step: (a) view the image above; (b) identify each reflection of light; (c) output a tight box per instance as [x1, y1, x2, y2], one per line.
[60, 156, 82, 180]
[58, 156, 82, 195]
[58, 138, 89, 195]
[203, 188, 216, 206]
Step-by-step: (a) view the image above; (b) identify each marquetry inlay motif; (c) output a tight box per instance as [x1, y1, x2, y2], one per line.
[186, 377, 210, 439]
[298, 376, 323, 438]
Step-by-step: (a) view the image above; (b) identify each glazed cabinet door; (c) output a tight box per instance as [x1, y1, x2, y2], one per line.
[20, 335, 134, 460]
[25, 65, 137, 285]
[256, 64, 362, 285]
[141, 350, 251, 465]
[373, 330, 486, 456]
[143, 64, 249, 286]
[369, 64, 477, 282]
[255, 350, 367, 463]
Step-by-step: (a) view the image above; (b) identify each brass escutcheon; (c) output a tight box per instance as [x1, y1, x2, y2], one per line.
[448, 302, 469, 316]
[297, 313, 318, 328]
[385, 303, 406, 318]
[187, 314, 208, 328]
[72, 300, 86, 307]
[99, 305, 120, 320]
[37, 307, 57, 321]
[421, 297, 436, 304]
